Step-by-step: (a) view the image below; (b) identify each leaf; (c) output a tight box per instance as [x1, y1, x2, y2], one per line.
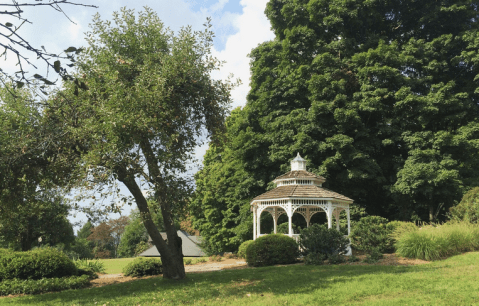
[5, 22, 13, 28]
[64, 47, 77, 53]
[33, 74, 43, 79]
[53, 60, 61, 73]
[41, 78, 55, 85]
[15, 81, 24, 89]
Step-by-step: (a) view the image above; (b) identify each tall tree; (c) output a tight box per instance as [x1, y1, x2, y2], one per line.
[192, 0, 479, 251]
[47, 8, 233, 279]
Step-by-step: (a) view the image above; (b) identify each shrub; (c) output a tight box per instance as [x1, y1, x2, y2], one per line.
[194, 257, 207, 264]
[327, 254, 346, 264]
[209, 254, 222, 262]
[74, 259, 105, 279]
[0, 275, 90, 296]
[350, 216, 396, 254]
[277, 223, 300, 234]
[0, 247, 77, 280]
[304, 253, 326, 265]
[449, 187, 479, 223]
[123, 258, 162, 277]
[395, 222, 479, 261]
[224, 252, 237, 259]
[299, 224, 349, 257]
[245, 234, 299, 267]
[184, 258, 193, 265]
[348, 255, 360, 263]
[238, 240, 254, 259]
[363, 248, 383, 263]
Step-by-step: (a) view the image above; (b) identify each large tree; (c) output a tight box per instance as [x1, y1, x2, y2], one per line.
[192, 0, 479, 252]
[46, 8, 233, 279]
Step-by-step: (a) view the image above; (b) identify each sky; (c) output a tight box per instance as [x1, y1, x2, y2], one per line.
[1, 0, 275, 230]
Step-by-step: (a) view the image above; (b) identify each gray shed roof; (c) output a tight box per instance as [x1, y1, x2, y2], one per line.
[139, 230, 206, 257]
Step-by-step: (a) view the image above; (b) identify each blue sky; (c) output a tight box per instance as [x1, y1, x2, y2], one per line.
[1, 0, 275, 230]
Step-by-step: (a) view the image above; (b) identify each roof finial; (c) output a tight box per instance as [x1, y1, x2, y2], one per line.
[291, 153, 306, 171]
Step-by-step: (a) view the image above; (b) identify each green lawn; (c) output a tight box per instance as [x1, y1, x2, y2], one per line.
[97, 257, 207, 274]
[3, 252, 479, 305]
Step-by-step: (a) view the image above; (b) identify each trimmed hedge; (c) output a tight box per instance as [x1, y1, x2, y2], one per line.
[0, 275, 90, 296]
[299, 224, 349, 257]
[245, 234, 299, 267]
[0, 247, 77, 280]
[123, 258, 162, 277]
[237, 240, 254, 259]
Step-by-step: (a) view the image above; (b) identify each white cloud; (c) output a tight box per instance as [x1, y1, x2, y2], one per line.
[212, 0, 274, 109]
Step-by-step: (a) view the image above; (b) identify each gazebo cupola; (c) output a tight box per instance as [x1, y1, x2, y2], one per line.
[250, 154, 354, 245]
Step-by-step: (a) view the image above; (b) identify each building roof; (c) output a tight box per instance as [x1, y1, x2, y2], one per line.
[251, 185, 353, 202]
[274, 170, 326, 181]
[139, 230, 206, 257]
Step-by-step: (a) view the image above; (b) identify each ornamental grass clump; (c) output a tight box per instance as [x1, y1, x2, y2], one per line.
[396, 222, 479, 261]
[245, 234, 299, 267]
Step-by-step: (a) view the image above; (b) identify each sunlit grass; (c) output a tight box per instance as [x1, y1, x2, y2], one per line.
[3, 252, 479, 305]
[396, 222, 479, 260]
[98, 257, 210, 274]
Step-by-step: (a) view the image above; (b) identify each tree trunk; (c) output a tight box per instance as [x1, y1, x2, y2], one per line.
[429, 204, 434, 223]
[117, 169, 185, 280]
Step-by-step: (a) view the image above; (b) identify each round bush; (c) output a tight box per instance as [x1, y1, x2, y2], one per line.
[123, 258, 162, 277]
[245, 234, 299, 267]
[350, 216, 396, 254]
[0, 247, 77, 280]
[237, 240, 254, 259]
[299, 224, 349, 257]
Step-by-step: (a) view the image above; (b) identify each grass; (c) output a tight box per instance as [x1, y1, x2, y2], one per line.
[396, 222, 479, 260]
[3, 252, 479, 305]
[97, 257, 209, 274]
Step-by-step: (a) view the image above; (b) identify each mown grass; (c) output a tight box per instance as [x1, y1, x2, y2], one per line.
[98, 257, 208, 274]
[3, 252, 479, 305]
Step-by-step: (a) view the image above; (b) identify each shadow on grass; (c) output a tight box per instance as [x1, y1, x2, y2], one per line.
[2, 259, 440, 306]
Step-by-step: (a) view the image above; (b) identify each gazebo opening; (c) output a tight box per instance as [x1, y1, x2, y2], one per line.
[250, 153, 354, 250]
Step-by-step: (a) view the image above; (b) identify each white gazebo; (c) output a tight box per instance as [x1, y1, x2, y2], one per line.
[251, 153, 354, 243]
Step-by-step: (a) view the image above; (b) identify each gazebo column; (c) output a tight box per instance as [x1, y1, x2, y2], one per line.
[306, 207, 311, 228]
[347, 207, 351, 236]
[288, 200, 293, 236]
[273, 207, 278, 234]
[257, 208, 262, 238]
[327, 201, 333, 229]
[253, 206, 257, 240]
[334, 209, 340, 231]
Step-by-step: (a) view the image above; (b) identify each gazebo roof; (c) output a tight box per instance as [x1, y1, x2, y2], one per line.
[274, 170, 326, 181]
[251, 185, 353, 202]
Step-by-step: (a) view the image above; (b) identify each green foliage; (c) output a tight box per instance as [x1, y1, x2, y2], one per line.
[192, 0, 479, 253]
[363, 248, 384, 264]
[276, 222, 300, 234]
[73, 259, 105, 274]
[123, 258, 163, 277]
[449, 187, 479, 223]
[389, 221, 418, 243]
[209, 255, 222, 262]
[117, 210, 152, 258]
[68, 238, 94, 260]
[0, 247, 77, 280]
[0, 275, 90, 296]
[237, 240, 254, 259]
[348, 255, 360, 263]
[134, 241, 150, 256]
[350, 216, 396, 254]
[304, 253, 326, 265]
[299, 224, 349, 257]
[327, 254, 346, 265]
[183, 258, 192, 265]
[245, 234, 299, 267]
[76, 222, 93, 240]
[396, 222, 479, 261]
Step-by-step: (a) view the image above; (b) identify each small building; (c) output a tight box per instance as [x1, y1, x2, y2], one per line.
[139, 230, 206, 257]
[250, 154, 354, 243]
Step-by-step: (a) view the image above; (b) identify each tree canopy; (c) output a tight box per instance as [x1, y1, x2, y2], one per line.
[43, 7, 233, 279]
[192, 0, 479, 252]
